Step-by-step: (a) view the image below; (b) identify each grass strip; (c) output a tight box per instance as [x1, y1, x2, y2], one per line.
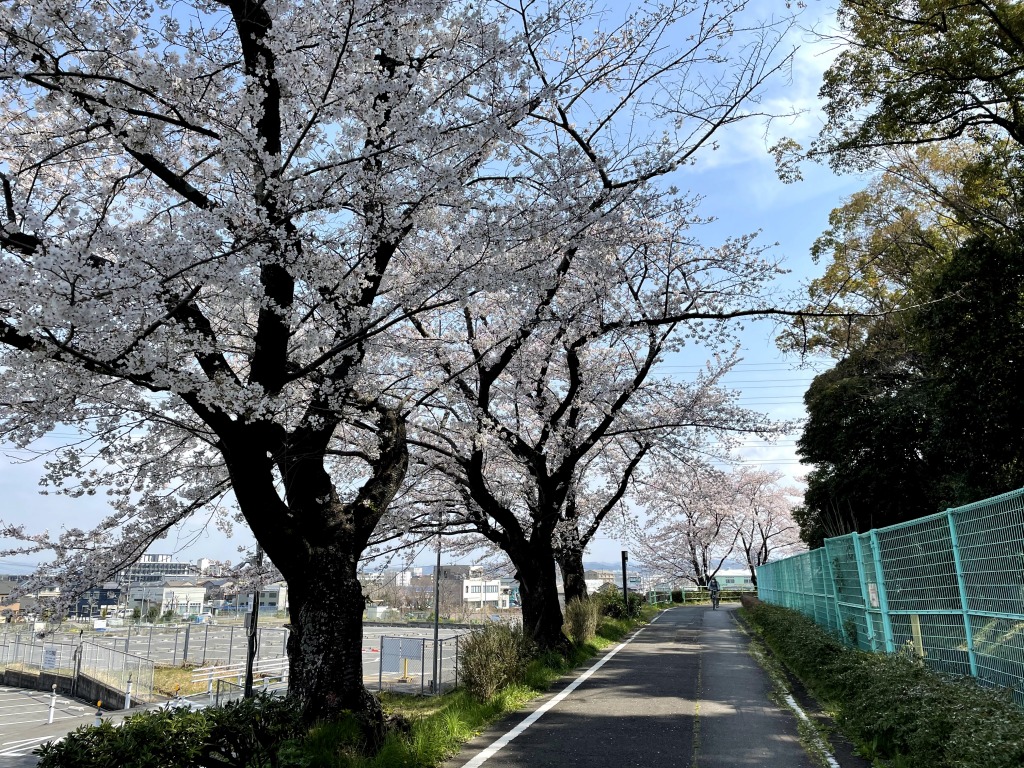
[288, 605, 664, 768]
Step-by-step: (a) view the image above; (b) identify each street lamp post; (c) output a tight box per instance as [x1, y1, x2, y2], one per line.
[244, 545, 264, 698]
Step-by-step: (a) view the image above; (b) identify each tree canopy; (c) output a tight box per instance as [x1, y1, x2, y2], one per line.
[0, 0, 799, 734]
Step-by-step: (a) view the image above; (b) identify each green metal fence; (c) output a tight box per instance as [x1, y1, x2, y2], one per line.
[757, 487, 1024, 704]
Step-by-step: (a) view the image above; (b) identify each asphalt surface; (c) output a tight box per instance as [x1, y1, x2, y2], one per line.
[447, 605, 818, 768]
[0, 686, 127, 764]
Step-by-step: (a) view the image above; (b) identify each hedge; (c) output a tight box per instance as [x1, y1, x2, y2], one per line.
[743, 599, 1024, 768]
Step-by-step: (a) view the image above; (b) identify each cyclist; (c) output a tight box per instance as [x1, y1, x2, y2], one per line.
[708, 576, 721, 609]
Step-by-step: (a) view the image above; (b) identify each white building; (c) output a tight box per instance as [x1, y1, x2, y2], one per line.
[234, 582, 289, 613]
[715, 569, 756, 591]
[462, 578, 510, 610]
[128, 583, 206, 617]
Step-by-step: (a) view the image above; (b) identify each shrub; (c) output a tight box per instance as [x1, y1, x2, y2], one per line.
[563, 597, 599, 645]
[744, 601, 1024, 768]
[671, 588, 684, 603]
[593, 589, 643, 619]
[35, 693, 304, 768]
[459, 623, 534, 702]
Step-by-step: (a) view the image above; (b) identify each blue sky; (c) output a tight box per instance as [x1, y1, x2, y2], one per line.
[0, 1, 864, 573]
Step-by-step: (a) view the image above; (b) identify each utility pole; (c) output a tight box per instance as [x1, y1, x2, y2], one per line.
[244, 545, 264, 698]
[621, 550, 629, 614]
[432, 524, 442, 694]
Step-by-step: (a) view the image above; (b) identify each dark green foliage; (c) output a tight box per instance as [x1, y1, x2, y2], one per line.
[36, 693, 304, 768]
[671, 589, 684, 603]
[816, 0, 1024, 169]
[592, 589, 643, 619]
[796, 234, 1024, 545]
[459, 623, 534, 702]
[744, 601, 1024, 768]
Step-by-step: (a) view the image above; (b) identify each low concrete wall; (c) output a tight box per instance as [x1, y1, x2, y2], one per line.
[2, 668, 134, 709]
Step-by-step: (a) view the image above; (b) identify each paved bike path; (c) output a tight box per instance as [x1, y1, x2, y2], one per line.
[447, 605, 817, 768]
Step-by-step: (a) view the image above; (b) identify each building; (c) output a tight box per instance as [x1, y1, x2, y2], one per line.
[462, 578, 511, 610]
[128, 580, 206, 617]
[74, 584, 121, 618]
[118, 554, 200, 586]
[438, 564, 483, 581]
[584, 569, 616, 586]
[714, 569, 756, 591]
[233, 582, 289, 613]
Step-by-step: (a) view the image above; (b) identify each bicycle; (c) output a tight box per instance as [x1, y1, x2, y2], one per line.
[710, 590, 720, 610]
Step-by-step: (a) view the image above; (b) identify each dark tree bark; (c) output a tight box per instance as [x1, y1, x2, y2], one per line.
[223, 408, 408, 732]
[511, 537, 570, 653]
[556, 545, 588, 605]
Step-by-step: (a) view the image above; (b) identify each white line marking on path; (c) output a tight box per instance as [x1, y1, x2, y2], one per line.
[460, 627, 648, 768]
[783, 694, 841, 768]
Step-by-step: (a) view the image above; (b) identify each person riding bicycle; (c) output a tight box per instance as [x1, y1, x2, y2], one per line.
[708, 577, 721, 609]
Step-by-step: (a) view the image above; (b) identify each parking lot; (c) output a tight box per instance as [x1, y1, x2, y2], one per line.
[0, 686, 100, 761]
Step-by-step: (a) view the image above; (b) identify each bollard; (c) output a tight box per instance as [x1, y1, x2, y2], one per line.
[48, 684, 56, 724]
[125, 673, 133, 710]
[94, 701, 103, 727]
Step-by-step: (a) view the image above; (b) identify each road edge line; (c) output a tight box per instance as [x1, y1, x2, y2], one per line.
[459, 624, 650, 768]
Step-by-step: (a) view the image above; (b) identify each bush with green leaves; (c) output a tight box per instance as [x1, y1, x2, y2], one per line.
[592, 589, 643, 620]
[459, 623, 534, 702]
[36, 693, 304, 768]
[563, 597, 599, 645]
[744, 600, 1024, 768]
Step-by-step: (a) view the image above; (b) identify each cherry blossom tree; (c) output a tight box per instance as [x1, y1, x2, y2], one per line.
[730, 468, 803, 585]
[630, 463, 801, 586]
[0, 0, 797, 730]
[413, 290, 782, 649]
[629, 461, 743, 586]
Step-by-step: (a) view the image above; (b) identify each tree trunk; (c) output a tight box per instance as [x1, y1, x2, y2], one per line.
[556, 546, 588, 604]
[513, 542, 569, 653]
[284, 544, 385, 742]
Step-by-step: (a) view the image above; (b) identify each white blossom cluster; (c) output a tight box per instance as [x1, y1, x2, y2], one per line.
[0, 0, 797, 622]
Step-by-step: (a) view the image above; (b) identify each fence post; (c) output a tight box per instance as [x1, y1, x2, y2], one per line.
[378, 636, 385, 692]
[946, 509, 979, 677]
[228, 626, 234, 666]
[183, 624, 191, 664]
[849, 534, 878, 651]
[868, 531, 896, 653]
[454, 635, 459, 688]
[203, 625, 210, 665]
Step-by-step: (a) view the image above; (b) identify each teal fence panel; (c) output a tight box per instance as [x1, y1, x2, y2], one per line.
[757, 487, 1024, 705]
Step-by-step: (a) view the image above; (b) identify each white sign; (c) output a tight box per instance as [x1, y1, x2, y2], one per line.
[867, 583, 880, 609]
[42, 646, 58, 670]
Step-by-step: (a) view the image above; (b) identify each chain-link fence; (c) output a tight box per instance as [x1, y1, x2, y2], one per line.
[758, 486, 1024, 704]
[79, 641, 155, 702]
[0, 634, 155, 704]
[0, 635, 78, 677]
[371, 634, 463, 694]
